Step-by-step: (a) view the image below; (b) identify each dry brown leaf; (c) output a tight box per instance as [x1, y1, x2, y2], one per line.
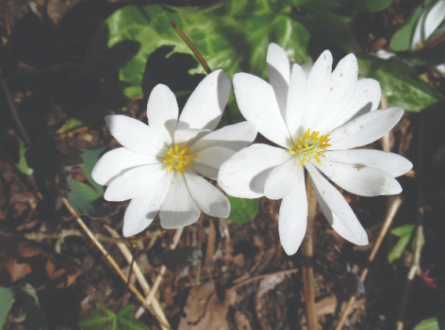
[178, 281, 236, 330]
[234, 311, 252, 330]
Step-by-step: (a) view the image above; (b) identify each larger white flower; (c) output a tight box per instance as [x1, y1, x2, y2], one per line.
[92, 70, 257, 237]
[411, 0, 445, 50]
[218, 43, 412, 255]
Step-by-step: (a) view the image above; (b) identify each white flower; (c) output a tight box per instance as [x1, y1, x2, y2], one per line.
[218, 43, 413, 255]
[412, 0, 445, 50]
[92, 70, 257, 237]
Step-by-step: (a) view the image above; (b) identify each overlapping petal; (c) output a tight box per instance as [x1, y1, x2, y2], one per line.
[286, 64, 307, 139]
[160, 174, 201, 229]
[185, 169, 230, 218]
[264, 157, 300, 200]
[329, 107, 404, 150]
[278, 165, 307, 255]
[146, 84, 178, 146]
[218, 144, 293, 198]
[177, 70, 231, 131]
[325, 149, 413, 177]
[92, 148, 160, 185]
[194, 146, 236, 180]
[311, 159, 402, 197]
[105, 115, 167, 155]
[234, 73, 292, 149]
[267, 42, 291, 119]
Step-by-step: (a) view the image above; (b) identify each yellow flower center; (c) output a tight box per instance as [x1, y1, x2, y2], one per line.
[163, 144, 198, 176]
[289, 129, 331, 166]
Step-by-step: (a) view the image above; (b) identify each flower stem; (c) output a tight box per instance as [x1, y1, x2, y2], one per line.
[169, 21, 233, 125]
[195, 212, 204, 285]
[302, 175, 317, 330]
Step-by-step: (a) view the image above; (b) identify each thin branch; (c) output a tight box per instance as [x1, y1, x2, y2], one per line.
[1, 78, 31, 144]
[5, 62, 82, 84]
[396, 113, 425, 330]
[104, 225, 171, 330]
[230, 268, 299, 291]
[135, 227, 184, 319]
[335, 195, 403, 330]
[169, 20, 233, 125]
[60, 197, 171, 330]
[302, 174, 318, 330]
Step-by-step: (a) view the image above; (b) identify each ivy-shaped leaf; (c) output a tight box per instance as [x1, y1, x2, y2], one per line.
[227, 195, 259, 224]
[79, 304, 150, 330]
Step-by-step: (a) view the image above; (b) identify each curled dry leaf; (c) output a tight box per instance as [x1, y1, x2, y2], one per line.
[178, 281, 236, 330]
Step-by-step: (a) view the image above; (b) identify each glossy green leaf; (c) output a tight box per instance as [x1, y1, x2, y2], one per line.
[358, 56, 442, 112]
[65, 177, 117, 219]
[0, 287, 15, 328]
[413, 316, 445, 330]
[390, 7, 424, 52]
[87, 0, 310, 122]
[226, 196, 259, 224]
[388, 224, 425, 263]
[0, 284, 48, 330]
[17, 141, 34, 175]
[79, 304, 149, 330]
[79, 148, 107, 195]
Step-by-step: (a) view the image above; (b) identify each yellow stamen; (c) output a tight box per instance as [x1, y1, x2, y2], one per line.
[163, 144, 198, 177]
[289, 128, 331, 166]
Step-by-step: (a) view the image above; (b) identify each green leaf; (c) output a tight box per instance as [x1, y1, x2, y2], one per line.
[17, 141, 34, 175]
[358, 56, 442, 112]
[390, 7, 424, 52]
[388, 224, 425, 263]
[413, 316, 445, 330]
[0, 287, 15, 328]
[87, 0, 310, 122]
[391, 224, 415, 237]
[79, 304, 150, 330]
[79, 147, 107, 195]
[226, 196, 259, 224]
[65, 177, 117, 219]
[0, 284, 48, 330]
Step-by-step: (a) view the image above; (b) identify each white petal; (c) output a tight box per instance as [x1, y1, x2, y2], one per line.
[424, 1, 445, 40]
[218, 144, 292, 198]
[306, 163, 368, 245]
[122, 171, 173, 237]
[104, 163, 168, 202]
[92, 148, 159, 185]
[193, 163, 218, 180]
[146, 84, 178, 146]
[191, 122, 257, 153]
[278, 165, 307, 255]
[174, 129, 209, 146]
[105, 115, 167, 155]
[267, 43, 291, 119]
[312, 54, 358, 133]
[185, 169, 230, 218]
[312, 159, 402, 196]
[326, 78, 382, 133]
[177, 70, 230, 131]
[160, 174, 201, 228]
[286, 64, 307, 140]
[325, 149, 413, 177]
[264, 157, 300, 200]
[301, 50, 333, 130]
[195, 146, 236, 173]
[329, 107, 404, 150]
[234, 73, 292, 149]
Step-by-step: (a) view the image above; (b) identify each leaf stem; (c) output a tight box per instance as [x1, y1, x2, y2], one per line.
[302, 175, 317, 330]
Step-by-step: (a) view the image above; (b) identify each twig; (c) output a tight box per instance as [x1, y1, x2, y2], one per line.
[335, 195, 403, 330]
[1, 78, 31, 144]
[60, 197, 171, 330]
[229, 268, 299, 291]
[169, 20, 233, 125]
[195, 213, 204, 285]
[104, 225, 171, 330]
[396, 113, 425, 330]
[135, 227, 184, 319]
[302, 174, 318, 330]
[0, 228, 162, 243]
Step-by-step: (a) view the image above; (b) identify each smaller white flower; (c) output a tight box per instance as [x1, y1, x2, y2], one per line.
[412, 0, 445, 50]
[218, 43, 413, 255]
[92, 70, 257, 237]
